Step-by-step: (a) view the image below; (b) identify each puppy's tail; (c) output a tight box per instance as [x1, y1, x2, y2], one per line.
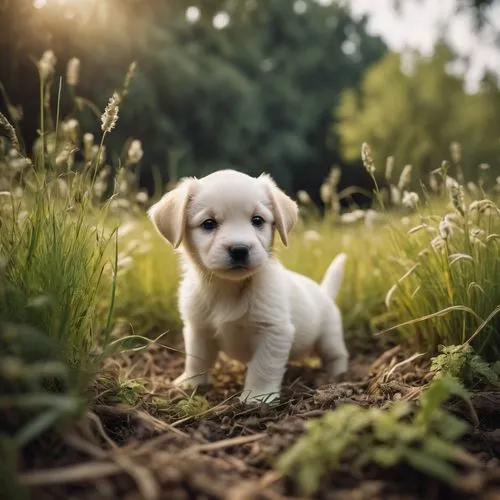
[320, 253, 347, 300]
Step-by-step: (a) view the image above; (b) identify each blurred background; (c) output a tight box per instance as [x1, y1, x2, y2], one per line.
[1, 0, 499, 202]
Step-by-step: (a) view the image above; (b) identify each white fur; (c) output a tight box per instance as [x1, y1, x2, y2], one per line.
[149, 170, 349, 404]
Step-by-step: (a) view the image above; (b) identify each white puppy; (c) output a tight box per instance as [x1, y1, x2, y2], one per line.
[149, 169, 348, 404]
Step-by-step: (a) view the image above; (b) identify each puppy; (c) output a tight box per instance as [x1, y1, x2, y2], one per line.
[149, 169, 348, 404]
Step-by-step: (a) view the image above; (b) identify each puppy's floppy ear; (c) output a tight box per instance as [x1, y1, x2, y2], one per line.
[260, 174, 298, 247]
[148, 177, 197, 248]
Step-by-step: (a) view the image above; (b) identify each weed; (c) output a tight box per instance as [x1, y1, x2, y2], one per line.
[431, 344, 500, 388]
[277, 376, 474, 495]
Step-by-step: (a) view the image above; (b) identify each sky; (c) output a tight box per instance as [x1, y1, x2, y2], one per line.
[347, 0, 500, 91]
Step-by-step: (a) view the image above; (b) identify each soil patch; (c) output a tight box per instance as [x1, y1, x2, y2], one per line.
[14, 343, 500, 500]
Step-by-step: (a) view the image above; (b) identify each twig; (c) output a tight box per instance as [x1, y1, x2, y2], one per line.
[180, 433, 266, 456]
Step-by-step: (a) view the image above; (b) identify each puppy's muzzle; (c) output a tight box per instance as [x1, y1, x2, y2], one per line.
[228, 244, 250, 268]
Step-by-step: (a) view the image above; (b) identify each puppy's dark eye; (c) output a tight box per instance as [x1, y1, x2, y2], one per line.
[201, 218, 217, 231]
[251, 215, 265, 228]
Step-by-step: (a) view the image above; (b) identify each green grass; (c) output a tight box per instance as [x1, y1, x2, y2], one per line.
[379, 195, 500, 359]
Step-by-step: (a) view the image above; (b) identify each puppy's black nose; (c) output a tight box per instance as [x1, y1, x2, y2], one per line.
[228, 244, 250, 264]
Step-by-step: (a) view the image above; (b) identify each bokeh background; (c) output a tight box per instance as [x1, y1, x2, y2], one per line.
[1, 0, 499, 203]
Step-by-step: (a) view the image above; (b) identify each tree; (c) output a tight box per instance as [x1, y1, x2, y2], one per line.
[0, 0, 386, 195]
[336, 42, 500, 184]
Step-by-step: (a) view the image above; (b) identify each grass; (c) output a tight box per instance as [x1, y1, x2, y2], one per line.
[0, 53, 141, 451]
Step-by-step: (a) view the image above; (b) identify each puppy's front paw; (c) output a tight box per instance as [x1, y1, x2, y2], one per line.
[173, 371, 210, 390]
[239, 390, 280, 405]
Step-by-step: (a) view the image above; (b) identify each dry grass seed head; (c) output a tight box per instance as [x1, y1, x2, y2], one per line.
[361, 142, 376, 174]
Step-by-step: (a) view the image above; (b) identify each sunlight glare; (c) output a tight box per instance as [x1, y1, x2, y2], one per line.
[213, 11, 230, 30]
[33, 0, 47, 9]
[186, 6, 200, 24]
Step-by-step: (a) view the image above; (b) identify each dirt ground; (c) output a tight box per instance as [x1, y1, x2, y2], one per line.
[15, 342, 500, 500]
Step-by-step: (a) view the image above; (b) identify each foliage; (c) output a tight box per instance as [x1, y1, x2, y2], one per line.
[431, 344, 500, 388]
[277, 376, 473, 495]
[336, 43, 500, 185]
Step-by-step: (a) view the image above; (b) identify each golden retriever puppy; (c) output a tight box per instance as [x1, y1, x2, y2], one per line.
[149, 169, 348, 404]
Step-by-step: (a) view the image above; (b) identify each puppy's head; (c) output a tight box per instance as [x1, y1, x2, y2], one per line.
[149, 170, 298, 281]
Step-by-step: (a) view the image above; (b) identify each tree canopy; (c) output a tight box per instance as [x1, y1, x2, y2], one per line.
[336, 43, 500, 184]
[0, 0, 386, 195]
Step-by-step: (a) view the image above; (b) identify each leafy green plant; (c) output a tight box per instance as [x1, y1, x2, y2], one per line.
[174, 395, 210, 418]
[431, 344, 500, 388]
[277, 376, 474, 495]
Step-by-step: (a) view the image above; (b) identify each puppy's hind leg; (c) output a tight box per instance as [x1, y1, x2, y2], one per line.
[317, 305, 349, 379]
[174, 323, 219, 390]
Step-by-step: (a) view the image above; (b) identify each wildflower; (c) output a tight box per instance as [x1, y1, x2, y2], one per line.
[448, 253, 473, 265]
[418, 249, 430, 260]
[445, 176, 459, 191]
[468, 199, 499, 215]
[320, 183, 332, 204]
[122, 62, 138, 98]
[397, 165, 412, 191]
[38, 50, 57, 83]
[304, 230, 321, 242]
[101, 92, 120, 133]
[63, 119, 79, 143]
[83, 133, 94, 147]
[328, 167, 341, 186]
[402, 191, 419, 209]
[390, 185, 401, 205]
[127, 139, 143, 164]
[385, 156, 394, 181]
[385, 284, 397, 308]
[297, 190, 311, 205]
[431, 236, 446, 252]
[450, 185, 465, 216]
[470, 228, 486, 247]
[0, 112, 20, 152]
[450, 141, 461, 163]
[439, 218, 452, 240]
[340, 209, 365, 224]
[118, 221, 137, 238]
[136, 191, 149, 204]
[361, 142, 375, 174]
[66, 58, 80, 87]
[55, 146, 71, 167]
[408, 223, 436, 234]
